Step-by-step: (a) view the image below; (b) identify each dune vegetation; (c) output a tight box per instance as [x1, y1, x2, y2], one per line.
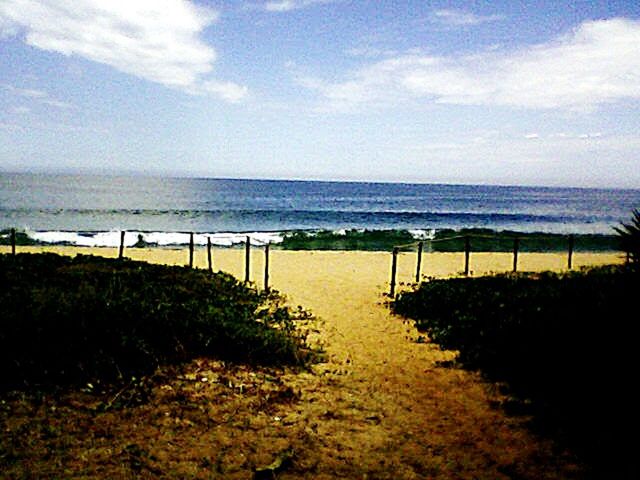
[392, 264, 639, 477]
[0, 253, 315, 392]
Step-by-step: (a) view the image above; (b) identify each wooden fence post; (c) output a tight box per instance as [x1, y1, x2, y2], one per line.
[207, 237, 213, 273]
[513, 237, 520, 273]
[390, 247, 399, 297]
[119, 231, 126, 259]
[567, 235, 574, 270]
[189, 232, 194, 268]
[264, 243, 270, 292]
[464, 236, 471, 276]
[10, 228, 16, 255]
[415, 241, 423, 283]
[245, 236, 251, 283]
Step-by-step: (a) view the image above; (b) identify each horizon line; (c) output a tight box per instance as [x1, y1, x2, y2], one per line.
[1, 167, 639, 191]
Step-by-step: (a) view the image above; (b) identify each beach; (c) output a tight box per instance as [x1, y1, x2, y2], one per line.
[0, 246, 624, 477]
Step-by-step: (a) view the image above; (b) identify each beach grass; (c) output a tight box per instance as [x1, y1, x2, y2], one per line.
[0, 253, 315, 392]
[392, 264, 639, 477]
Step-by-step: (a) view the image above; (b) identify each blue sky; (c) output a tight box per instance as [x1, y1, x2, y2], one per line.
[1, 0, 639, 187]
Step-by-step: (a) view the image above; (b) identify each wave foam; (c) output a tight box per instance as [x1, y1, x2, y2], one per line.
[26, 230, 284, 247]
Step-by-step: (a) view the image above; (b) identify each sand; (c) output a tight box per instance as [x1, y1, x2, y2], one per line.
[1, 246, 623, 478]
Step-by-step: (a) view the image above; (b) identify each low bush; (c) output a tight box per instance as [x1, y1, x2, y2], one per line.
[280, 229, 416, 251]
[431, 228, 619, 252]
[0, 229, 39, 246]
[0, 253, 313, 390]
[392, 265, 639, 476]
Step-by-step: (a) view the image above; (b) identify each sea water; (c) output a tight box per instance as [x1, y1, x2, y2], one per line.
[1, 172, 639, 246]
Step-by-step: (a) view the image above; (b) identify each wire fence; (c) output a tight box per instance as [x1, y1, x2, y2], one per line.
[388, 233, 626, 296]
[3, 228, 273, 292]
[3, 228, 627, 298]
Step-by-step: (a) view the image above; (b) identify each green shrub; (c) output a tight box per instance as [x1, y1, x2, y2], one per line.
[431, 228, 619, 252]
[392, 266, 640, 475]
[0, 229, 39, 246]
[0, 253, 313, 390]
[280, 229, 416, 251]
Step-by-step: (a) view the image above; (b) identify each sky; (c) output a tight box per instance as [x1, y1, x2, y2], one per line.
[1, 0, 639, 188]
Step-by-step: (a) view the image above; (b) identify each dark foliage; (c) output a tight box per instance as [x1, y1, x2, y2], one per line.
[277, 228, 620, 252]
[392, 266, 640, 477]
[280, 229, 416, 251]
[431, 228, 619, 252]
[0, 253, 313, 391]
[614, 209, 640, 264]
[0, 229, 39, 246]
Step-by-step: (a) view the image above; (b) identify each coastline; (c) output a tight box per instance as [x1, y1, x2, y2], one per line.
[0, 227, 623, 252]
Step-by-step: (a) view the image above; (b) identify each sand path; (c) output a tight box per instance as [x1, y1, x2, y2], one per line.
[260, 251, 601, 479]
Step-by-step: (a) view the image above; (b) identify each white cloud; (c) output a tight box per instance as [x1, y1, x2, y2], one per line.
[1, 84, 47, 98]
[0, 0, 247, 102]
[346, 47, 399, 59]
[305, 18, 640, 111]
[432, 9, 504, 27]
[1, 83, 72, 109]
[264, 0, 336, 12]
[578, 133, 604, 139]
[199, 80, 249, 103]
[524, 133, 539, 139]
[41, 99, 74, 109]
[0, 14, 18, 38]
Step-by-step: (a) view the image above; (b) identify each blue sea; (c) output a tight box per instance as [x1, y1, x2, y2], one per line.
[1, 172, 639, 247]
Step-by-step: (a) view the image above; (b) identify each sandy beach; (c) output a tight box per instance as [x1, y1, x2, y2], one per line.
[0, 246, 623, 478]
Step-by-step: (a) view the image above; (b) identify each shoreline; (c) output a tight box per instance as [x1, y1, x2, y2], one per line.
[1, 227, 623, 252]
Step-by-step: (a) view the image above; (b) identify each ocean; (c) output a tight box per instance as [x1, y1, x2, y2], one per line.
[1, 172, 639, 247]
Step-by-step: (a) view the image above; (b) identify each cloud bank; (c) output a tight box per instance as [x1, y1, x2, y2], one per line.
[0, 0, 247, 102]
[304, 18, 640, 110]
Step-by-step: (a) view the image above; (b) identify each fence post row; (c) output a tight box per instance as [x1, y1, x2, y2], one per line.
[389, 247, 399, 297]
[245, 236, 251, 283]
[264, 243, 270, 292]
[567, 235, 574, 270]
[207, 237, 213, 273]
[415, 241, 423, 283]
[7, 228, 615, 285]
[119, 231, 126, 259]
[188, 233, 195, 268]
[10, 228, 16, 255]
[464, 236, 471, 276]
